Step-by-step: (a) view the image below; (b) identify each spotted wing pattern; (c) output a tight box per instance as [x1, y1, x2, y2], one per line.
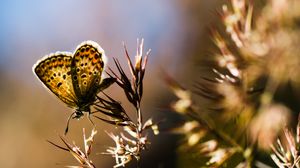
[34, 52, 78, 108]
[71, 41, 106, 103]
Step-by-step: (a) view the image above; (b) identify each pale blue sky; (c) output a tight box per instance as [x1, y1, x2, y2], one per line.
[0, 0, 182, 83]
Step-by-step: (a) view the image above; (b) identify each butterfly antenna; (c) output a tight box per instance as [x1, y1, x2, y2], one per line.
[65, 112, 76, 135]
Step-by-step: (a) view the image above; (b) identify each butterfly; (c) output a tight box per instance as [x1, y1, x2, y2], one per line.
[33, 41, 115, 134]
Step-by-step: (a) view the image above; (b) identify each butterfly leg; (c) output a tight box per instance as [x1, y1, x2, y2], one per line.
[65, 111, 76, 135]
[87, 111, 96, 129]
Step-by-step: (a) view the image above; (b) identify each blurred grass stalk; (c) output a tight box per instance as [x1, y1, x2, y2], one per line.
[168, 0, 300, 167]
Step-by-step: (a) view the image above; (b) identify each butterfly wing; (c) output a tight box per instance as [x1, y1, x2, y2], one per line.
[33, 52, 78, 108]
[71, 41, 106, 105]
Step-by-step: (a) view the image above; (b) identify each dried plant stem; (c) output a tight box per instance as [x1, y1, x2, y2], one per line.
[93, 39, 157, 168]
[137, 104, 142, 132]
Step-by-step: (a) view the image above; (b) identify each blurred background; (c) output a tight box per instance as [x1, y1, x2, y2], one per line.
[0, 0, 225, 167]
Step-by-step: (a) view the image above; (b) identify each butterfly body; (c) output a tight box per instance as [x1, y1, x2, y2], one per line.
[33, 41, 107, 121]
